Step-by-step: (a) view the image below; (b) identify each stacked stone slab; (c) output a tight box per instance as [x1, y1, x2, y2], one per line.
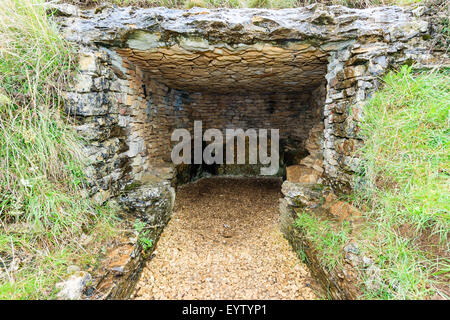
[50, 2, 448, 300]
[286, 122, 325, 184]
[52, 3, 447, 203]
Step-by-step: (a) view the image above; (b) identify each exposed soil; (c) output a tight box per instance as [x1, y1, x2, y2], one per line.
[133, 177, 317, 300]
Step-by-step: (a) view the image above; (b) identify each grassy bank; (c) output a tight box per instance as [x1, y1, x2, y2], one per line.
[355, 66, 449, 299]
[0, 0, 120, 299]
[295, 67, 449, 299]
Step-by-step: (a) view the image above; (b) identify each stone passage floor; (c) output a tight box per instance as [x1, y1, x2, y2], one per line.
[133, 177, 317, 300]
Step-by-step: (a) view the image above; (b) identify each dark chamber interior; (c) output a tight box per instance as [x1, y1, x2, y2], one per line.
[116, 42, 328, 184]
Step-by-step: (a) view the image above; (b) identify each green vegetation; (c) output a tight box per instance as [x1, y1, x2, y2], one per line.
[295, 210, 351, 269]
[355, 66, 449, 299]
[0, 0, 447, 301]
[65, 0, 422, 9]
[358, 66, 449, 238]
[295, 67, 449, 300]
[133, 219, 153, 251]
[0, 0, 120, 299]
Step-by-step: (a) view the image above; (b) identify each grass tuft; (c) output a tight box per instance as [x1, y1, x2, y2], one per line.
[358, 66, 449, 238]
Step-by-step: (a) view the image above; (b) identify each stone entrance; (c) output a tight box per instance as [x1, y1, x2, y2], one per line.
[115, 40, 328, 182]
[52, 3, 445, 298]
[58, 4, 439, 202]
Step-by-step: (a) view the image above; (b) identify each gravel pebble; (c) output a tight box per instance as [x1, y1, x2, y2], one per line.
[134, 177, 317, 300]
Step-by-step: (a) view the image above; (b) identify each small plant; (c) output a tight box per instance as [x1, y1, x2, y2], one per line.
[134, 219, 154, 251]
[297, 247, 308, 264]
[133, 219, 147, 234]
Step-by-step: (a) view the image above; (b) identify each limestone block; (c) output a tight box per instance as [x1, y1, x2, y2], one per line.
[128, 137, 145, 158]
[286, 165, 322, 184]
[64, 92, 109, 116]
[78, 52, 97, 73]
[281, 180, 323, 207]
[74, 74, 94, 93]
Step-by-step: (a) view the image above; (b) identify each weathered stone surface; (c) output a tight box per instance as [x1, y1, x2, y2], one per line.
[281, 180, 324, 207]
[55, 4, 447, 193]
[323, 192, 362, 221]
[51, 4, 436, 52]
[91, 238, 144, 300]
[121, 43, 327, 94]
[56, 271, 92, 300]
[299, 122, 325, 178]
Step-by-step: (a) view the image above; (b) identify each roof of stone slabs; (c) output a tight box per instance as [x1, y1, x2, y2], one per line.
[52, 4, 431, 93]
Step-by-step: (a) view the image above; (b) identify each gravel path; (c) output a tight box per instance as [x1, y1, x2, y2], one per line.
[133, 177, 317, 300]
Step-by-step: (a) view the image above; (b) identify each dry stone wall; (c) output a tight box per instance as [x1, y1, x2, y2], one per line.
[136, 80, 322, 166]
[53, 3, 447, 203]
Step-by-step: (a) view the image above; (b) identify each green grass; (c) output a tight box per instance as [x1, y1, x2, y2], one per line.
[358, 66, 449, 235]
[133, 219, 154, 251]
[294, 67, 449, 300]
[64, 0, 423, 9]
[295, 210, 351, 270]
[0, 0, 120, 299]
[355, 66, 449, 299]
